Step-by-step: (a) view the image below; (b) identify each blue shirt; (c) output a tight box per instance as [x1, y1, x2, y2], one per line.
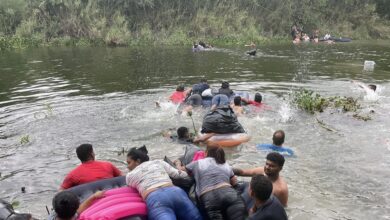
[256, 144, 294, 156]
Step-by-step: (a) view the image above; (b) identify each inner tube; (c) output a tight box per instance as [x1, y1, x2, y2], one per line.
[50, 176, 146, 220]
[206, 133, 251, 148]
[79, 187, 147, 220]
[331, 37, 351, 42]
[319, 37, 352, 42]
[246, 49, 257, 56]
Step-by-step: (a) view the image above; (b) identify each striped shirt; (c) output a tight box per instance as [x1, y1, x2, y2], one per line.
[126, 160, 188, 196]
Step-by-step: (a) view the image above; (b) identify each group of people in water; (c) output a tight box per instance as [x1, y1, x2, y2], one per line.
[41, 79, 293, 220]
[291, 24, 343, 44]
[291, 25, 321, 44]
[167, 79, 270, 117]
[48, 142, 289, 220]
[192, 41, 214, 52]
[2, 79, 294, 220]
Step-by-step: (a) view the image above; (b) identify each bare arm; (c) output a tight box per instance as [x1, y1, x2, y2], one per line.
[273, 186, 288, 207]
[162, 161, 188, 178]
[184, 88, 192, 96]
[233, 167, 264, 176]
[278, 189, 288, 207]
[230, 175, 238, 186]
[193, 133, 215, 144]
[77, 191, 104, 214]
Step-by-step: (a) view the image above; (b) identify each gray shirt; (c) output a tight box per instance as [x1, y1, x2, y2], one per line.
[186, 157, 234, 196]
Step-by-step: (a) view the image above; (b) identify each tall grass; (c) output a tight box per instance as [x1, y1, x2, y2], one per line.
[1, 0, 390, 49]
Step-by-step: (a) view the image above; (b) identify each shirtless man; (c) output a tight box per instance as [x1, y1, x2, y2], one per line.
[234, 152, 288, 206]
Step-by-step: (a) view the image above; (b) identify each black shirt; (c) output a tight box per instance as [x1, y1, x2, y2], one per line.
[247, 196, 288, 220]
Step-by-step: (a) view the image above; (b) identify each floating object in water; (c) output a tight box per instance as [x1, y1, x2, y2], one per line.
[206, 133, 251, 148]
[21, 187, 26, 193]
[246, 49, 257, 56]
[256, 144, 294, 156]
[364, 60, 375, 71]
[56, 177, 147, 220]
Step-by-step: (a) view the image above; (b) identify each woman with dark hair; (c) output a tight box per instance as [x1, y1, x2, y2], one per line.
[126, 146, 202, 220]
[182, 147, 246, 220]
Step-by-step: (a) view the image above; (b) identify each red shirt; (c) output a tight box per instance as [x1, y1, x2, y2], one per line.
[246, 100, 272, 113]
[169, 91, 186, 104]
[61, 160, 122, 189]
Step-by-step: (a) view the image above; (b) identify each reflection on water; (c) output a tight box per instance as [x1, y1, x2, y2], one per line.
[1, 42, 390, 219]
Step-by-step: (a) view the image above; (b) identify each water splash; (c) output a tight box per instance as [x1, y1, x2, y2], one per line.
[279, 102, 293, 123]
[363, 87, 380, 102]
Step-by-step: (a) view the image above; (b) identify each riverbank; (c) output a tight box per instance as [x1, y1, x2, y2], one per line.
[0, 35, 286, 51]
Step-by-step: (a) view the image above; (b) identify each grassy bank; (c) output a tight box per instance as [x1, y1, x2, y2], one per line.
[0, 34, 288, 50]
[1, 0, 390, 50]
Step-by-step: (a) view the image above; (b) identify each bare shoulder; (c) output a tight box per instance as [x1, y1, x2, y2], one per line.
[276, 176, 288, 190]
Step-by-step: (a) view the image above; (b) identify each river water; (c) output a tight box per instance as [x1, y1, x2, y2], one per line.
[1, 42, 390, 219]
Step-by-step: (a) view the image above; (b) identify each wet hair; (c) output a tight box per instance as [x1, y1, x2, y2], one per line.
[200, 78, 207, 83]
[266, 152, 285, 167]
[206, 147, 226, 164]
[177, 127, 189, 139]
[76, 144, 93, 162]
[250, 174, 273, 201]
[176, 85, 185, 92]
[254, 93, 262, 103]
[272, 130, 285, 146]
[234, 96, 242, 106]
[221, 81, 229, 89]
[368, 84, 377, 91]
[127, 145, 149, 163]
[53, 191, 80, 219]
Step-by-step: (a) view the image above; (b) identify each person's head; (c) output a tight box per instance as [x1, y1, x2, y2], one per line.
[53, 191, 79, 220]
[368, 84, 377, 91]
[76, 144, 94, 162]
[188, 94, 203, 107]
[176, 85, 185, 92]
[254, 93, 262, 103]
[249, 174, 273, 202]
[177, 127, 189, 139]
[206, 147, 226, 164]
[200, 78, 207, 83]
[221, 81, 229, 89]
[234, 96, 242, 106]
[272, 130, 285, 146]
[126, 145, 149, 171]
[264, 152, 285, 177]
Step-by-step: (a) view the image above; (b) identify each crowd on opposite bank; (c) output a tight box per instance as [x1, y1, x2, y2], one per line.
[47, 143, 289, 220]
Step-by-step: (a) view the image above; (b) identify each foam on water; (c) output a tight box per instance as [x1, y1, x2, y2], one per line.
[279, 102, 294, 123]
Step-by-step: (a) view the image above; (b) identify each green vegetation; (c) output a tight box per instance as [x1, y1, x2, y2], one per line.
[292, 89, 329, 114]
[11, 200, 20, 208]
[33, 103, 54, 119]
[20, 135, 30, 144]
[0, 0, 390, 49]
[292, 89, 360, 112]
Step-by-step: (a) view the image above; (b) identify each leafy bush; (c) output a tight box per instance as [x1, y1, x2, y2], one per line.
[292, 89, 361, 114]
[292, 89, 329, 114]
